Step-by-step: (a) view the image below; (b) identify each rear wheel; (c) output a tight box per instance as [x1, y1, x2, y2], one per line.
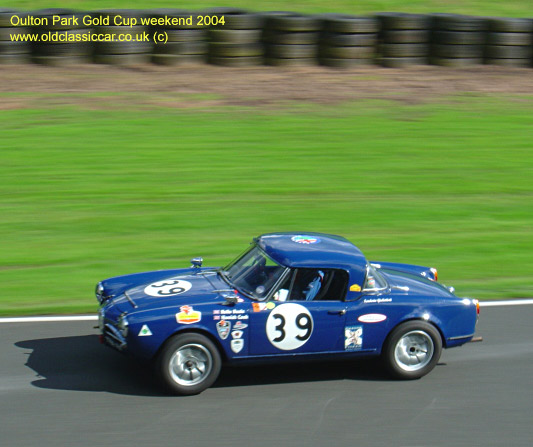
[156, 333, 221, 395]
[382, 321, 442, 379]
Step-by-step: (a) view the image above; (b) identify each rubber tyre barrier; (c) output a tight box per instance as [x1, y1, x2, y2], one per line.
[432, 44, 484, 58]
[153, 41, 208, 55]
[430, 57, 484, 67]
[487, 32, 532, 46]
[432, 30, 485, 45]
[208, 55, 263, 66]
[0, 27, 29, 40]
[93, 53, 151, 65]
[165, 29, 206, 42]
[380, 43, 429, 57]
[377, 13, 430, 30]
[0, 41, 30, 54]
[209, 29, 262, 43]
[95, 41, 152, 54]
[0, 53, 30, 63]
[485, 58, 532, 67]
[33, 42, 92, 56]
[266, 43, 317, 58]
[265, 14, 321, 32]
[381, 30, 430, 43]
[378, 56, 428, 67]
[319, 57, 374, 68]
[209, 42, 263, 57]
[31, 55, 91, 65]
[485, 45, 532, 59]
[264, 56, 317, 66]
[0, 9, 21, 27]
[319, 45, 374, 59]
[486, 17, 533, 33]
[264, 31, 320, 45]
[321, 32, 376, 47]
[151, 53, 206, 65]
[216, 12, 263, 30]
[322, 15, 379, 34]
[431, 14, 487, 32]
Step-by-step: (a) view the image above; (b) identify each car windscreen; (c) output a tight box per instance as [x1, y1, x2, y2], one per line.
[223, 245, 286, 300]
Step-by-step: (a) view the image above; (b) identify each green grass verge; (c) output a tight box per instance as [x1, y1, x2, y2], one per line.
[2, 0, 532, 17]
[1, 96, 532, 315]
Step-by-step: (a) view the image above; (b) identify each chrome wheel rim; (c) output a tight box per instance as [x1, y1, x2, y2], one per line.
[169, 343, 212, 386]
[394, 330, 434, 372]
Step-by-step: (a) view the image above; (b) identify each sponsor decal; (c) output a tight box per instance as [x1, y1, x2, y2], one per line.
[231, 330, 243, 339]
[252, 302, 276, 312]
[176, 305, 202, 325]
[357, 313, 387, 323]
[233, 321, 248, 330]
[345, 325, 363, 351]
[144, 279, 192, 297]
[266, 303, 313, 351]
[138, 324, 152, 336]
[363, 298, 392, 304]
[349, 284, 361, 292]
[231, 339, 244, 354]
[216, 320, 231, 340]
[217, 308, 249, 320]
[291, 235, 320, 244]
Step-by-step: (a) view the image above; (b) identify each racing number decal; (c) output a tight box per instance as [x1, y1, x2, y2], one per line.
[144, 279, 192, 297]
[266, 303, 313, 350]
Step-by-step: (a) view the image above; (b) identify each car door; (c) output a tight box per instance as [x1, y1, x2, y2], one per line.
[249, 269, 348, 356]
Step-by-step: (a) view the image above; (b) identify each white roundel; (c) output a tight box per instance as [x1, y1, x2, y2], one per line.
[144, 279, 192, 297]
[266, 303, 314, 351]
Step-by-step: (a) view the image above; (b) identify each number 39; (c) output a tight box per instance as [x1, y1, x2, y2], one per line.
[266, 303, 314, 351]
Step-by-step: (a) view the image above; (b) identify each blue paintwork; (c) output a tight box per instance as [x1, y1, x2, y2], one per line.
[96, 232, 479, 365]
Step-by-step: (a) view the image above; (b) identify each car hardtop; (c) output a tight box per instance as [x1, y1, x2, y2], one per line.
[255, 232, 367, 274]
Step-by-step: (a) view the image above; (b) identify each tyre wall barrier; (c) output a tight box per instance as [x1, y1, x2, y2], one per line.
[0, 9, 531, 68]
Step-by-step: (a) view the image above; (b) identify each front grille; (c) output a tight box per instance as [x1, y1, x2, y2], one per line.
[103, 323, 127, 351]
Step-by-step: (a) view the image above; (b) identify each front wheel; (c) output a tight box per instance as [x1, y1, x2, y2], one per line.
[382, 321, 442, 380]
[156, 333, 221, 395]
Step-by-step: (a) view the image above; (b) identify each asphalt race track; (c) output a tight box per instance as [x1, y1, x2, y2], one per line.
[1, 305, 532, 447]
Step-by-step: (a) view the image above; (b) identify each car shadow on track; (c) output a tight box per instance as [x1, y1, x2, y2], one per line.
[16, 335, 392, 396]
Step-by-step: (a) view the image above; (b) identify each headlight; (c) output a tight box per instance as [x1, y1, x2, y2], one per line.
[117, 313, 129, 337]
[95, 282, 105, 303]
[430, 267, 438, 281]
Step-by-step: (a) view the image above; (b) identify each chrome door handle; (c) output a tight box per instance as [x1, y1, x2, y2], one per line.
[328, 309, 346, 316]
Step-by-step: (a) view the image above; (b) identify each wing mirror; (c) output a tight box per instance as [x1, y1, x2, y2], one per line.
[191, 257, 203, 268]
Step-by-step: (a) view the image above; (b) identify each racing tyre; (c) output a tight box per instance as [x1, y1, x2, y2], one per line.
[382, 321, 442, 379]
[157, 333, 221, 395]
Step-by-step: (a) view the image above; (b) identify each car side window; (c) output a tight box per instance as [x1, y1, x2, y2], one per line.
[272, 269, 348, 302]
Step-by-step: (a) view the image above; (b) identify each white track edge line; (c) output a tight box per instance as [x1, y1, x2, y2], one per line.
[1, 300, 533, 323]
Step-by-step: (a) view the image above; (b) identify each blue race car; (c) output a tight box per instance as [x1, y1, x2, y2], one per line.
[95, 232, 480, 395]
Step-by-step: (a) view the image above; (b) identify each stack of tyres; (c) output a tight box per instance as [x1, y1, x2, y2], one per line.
[485, 18, 532, 67]
[431, 14, 486, 67]
[208, 11, 264, 66]
[151, 9, 207, 66]
[31, 9, 91, 66]
[92, 10, 151, 65]
[0, 9, 31, 64]
[318, 15, 378, 68]
[376, 13, 431, 67]
[263, 13, 321, 66]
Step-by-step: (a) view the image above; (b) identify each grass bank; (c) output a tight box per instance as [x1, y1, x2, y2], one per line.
[1, 96, 532, 315]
